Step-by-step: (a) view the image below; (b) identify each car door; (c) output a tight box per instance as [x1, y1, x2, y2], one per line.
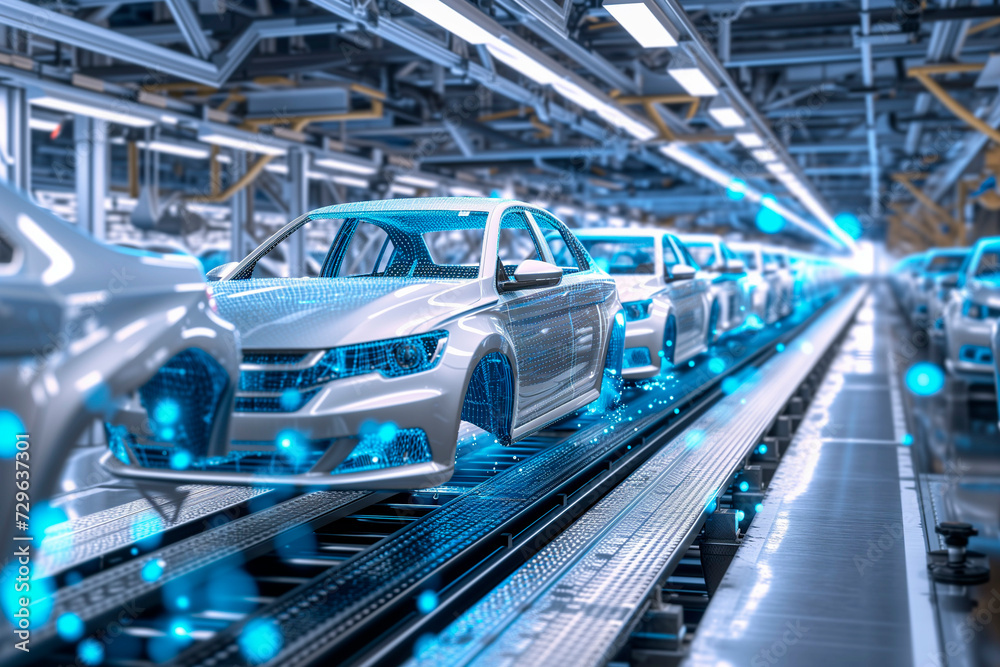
[494, 209, 578, 429]
[665, 235, 709, 357]
[529, 210, 613, 397]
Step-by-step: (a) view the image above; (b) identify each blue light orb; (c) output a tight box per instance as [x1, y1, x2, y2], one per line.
[77, 638, 105, 666]
[176, 595, 190, 610]
[377, 422, 399, 443]
[738, 480, 750, 493]
[757, 444, 768, 455]
[0, 410, 25, 458]
[153, 400, 180, 426]
[57, 612, 85, 642]
[170, 450, 192, 470]
[416, 589, 438, 614]
[721, 377, 741, 395]
[736, 510, 746, 522]
[141, 559, 166, 582]
[131, 514, 163, 550]
[239, 618, 284, 665]
[776, 343, 786, 353]
[755, 503, 764, 513]
[615, 312, 625, 326]
[901, 433, 914, 446]
[756, 196, 785, 233]
[905, 362, 945, 397]
[726, 178, 747, 201]
[708, 357, 726, 374]
[834, 212, 863, 239]
[280, 389, 302, 411]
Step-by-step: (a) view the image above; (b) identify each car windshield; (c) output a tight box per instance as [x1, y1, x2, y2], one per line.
[737, 250, 758, 270]
[926, 253, 966, 274]
[577, 237, 656, 275]
[686, 242, 718, 268]
[249, 209, 487, 280]
[974, 249, 1000, 282]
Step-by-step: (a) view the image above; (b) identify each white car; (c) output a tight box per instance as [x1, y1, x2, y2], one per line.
[576, 229, 712, 380]
[729, 241, 785, 325]
[676, 233, 750, 340]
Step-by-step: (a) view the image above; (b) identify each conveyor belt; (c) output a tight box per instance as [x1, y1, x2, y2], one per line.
[163, 289, 854, 667]
[407, 285, 867, 667]
[36, 485, 271, 578]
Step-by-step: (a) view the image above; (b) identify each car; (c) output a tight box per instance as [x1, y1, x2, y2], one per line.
[575, 228, 711, 380]
[941, 237, 1000, 382]
[912, 248, 969, 333]
[889, 252, 926, 313]
[676, 233, 749, 340]
[729, 241, 784, 325]
[106, 198, 624, 489]
[0, 179, 240, 544]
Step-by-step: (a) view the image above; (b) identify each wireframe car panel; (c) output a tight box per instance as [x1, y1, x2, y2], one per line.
[106, 198, 624, 489]
[0, 180, 239, 545]
[676, 233, 749, 340]
[576, 229, 711, 380]
[942, 238, 1000, 381]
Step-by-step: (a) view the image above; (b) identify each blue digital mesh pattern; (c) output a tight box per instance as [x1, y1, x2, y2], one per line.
[460, 353, 514, 445]
[624, 348, 652, 369]
[237, 331, 447, 397]
[330, 428, 432, 475]
[137, 349, 230, 458]
[604, 312, 626, 399]
[241, 351, 308, 366]
[129, 444, 325, 475]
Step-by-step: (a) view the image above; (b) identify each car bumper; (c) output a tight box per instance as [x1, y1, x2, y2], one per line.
[621, 318, 663, 380]
[106, 357, 465, 488]
[944, 316, 995, 377]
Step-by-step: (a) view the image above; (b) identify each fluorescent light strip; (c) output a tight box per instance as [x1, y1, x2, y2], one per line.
[751, 148, 777, 163]
[397, 0, 496, 45]
[29, 118, 60, 132]
[198, 132, 286, 156]
[331, 175, 369, 188]
[765, 162, 789, 176]
[603, 1, 678, 48]
[708, 106, 744, 128]
[137, 140, 210, 160]
[486, 40, 560, 85]
[390, 184, 418, 196]
[30, 96, 155, 128]
[314, 156, 378, 175]
[735, 132, 763, 148]
[396, 174, 439, 188]
[667, 68, 718, 97]
[450, 185, 485, 197]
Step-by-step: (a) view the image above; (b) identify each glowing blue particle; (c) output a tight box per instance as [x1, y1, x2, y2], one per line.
[776, 343, 785, 353]
[688, 360, 695, 367]
[279, 389, 302, 411]
[756, 196, 785, 233]
[57, 612, 85, 642]
[755, 503, 764, 513]
[901, 433, 914, 446]
[176, 595, 190, 610]
[416, 589, 438, 614]
[171, 621, 191, 637]
[726, 178, 747, 201]
[736, 510, 746, 522]
[905, 362, 945, 397]
[834, 212, 863, 239]
[738, 480, 750, 493]
[77, 638, 104, 666]
[413, 633, 437, 658]
[708, 358, 726, 374]
[238, 618, 284, 665]
[131, 514, 163, 550]
[154, 400, 180, 426]
[130, 547, 139, 556]
[141, 559, 166, 582]
[615, 312, 625, 326]
[0, 410, 25, 458]
[758, 444, 768, 455]
[686, 429, 705, 449]
[673, 408, 680, 414]
[721, 377, 741, 395]
[170, 450, 192, 470]
[377, 422, 399, 443]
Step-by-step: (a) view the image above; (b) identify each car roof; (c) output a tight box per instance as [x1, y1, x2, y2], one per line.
[574, 227, 671, 239]
[307, 197, 523, 218]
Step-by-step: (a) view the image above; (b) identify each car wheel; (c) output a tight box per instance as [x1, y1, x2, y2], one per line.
[599, 311, 626, 409]
[662, 315, 677, 367]
[460, 352, 514, 445]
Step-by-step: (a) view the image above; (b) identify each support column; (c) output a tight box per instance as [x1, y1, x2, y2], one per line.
[0, 85, 30, 192]
[74, 115, 108, 239]
[230, 150, 251, 263]
[286, 148, 308, 277]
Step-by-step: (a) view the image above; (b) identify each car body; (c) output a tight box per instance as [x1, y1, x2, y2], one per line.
[889, 252, 926, 314]
[729, 241, 784, 325]
[106, 198, 624, 489]
[0, 180, 239, 544]
[942, 238, 1000, 381]
[993, 320, 1000, 428]
[676, 234, 749, 340]
[575, 228, 711, 380]
[762, 245, 796, 317]
[912, 248, 969, 333]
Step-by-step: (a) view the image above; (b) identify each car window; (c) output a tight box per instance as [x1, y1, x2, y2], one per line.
[974, 249, 1000, 281]
[686, 242, 717, 268]
[336, 222, 394, 277]
[527, 211, 588, 273]
[671, 237, 699, 269]
[927, 253, 966, 274]
[497, 211, 544, 281]
[738, 250, 758, 270]
[661, 237, 679, 266]
[0, 235, 13, 264]
[578, 237, 655, 275]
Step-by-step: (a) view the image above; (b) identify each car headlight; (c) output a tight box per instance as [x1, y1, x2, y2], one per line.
[623, 300, 652, 322]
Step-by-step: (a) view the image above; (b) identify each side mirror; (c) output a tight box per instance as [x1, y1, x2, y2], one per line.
[206, 261, 239, 281]
[500, 259, 562, 292]
[724, 259, 746, 274]
[667, 264, 697, 281]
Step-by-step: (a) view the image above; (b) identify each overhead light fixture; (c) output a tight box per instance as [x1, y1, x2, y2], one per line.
[734, 132, 763, 148]
[486, 39, 560, 85]
[264, 162, 289, 175]
[450, 185, 485, 197]
[29, 117, 60, 132]
[396, 174, 439, 189]
[602, 0, 678, 49]
[765, 162, 789, 176]
[667, 52, 718, 97]
[137, 140, 210, 160]
[330, 174, 369, 188]
[30, 95, 155, 128]
[707, 92, 744, 128]
[596, 104, 657, 141]
[397, 0, 497, 45]
[751, 148, 777, 163]
[314, 155, 379, 175]
[553, 79, 603, 111]
[659, 143, 733, 189]
[390, 184, 418, 196]
[198, 130, 286, 156]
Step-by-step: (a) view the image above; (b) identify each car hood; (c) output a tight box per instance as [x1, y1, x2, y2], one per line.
[211, 277, 475, 350]
[967, 280, 1000, 308]
[609, 275, 662, 303]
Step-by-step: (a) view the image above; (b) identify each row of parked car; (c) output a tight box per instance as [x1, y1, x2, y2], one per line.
[890, 237, 1000, 389]
[1, 184, 852, 509]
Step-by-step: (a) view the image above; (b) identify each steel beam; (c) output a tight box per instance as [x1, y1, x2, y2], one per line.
[286, 148, 308, 277]
[74, 116, 108, 240]
[0, 85, 30, 192]
[164, 0, 213, 59]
